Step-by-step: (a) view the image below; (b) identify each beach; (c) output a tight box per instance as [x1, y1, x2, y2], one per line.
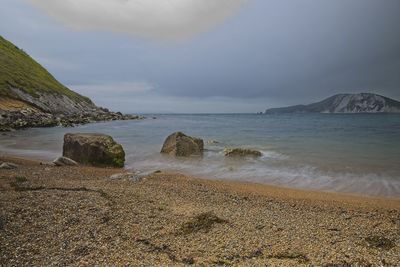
[1, 155, 399, 266]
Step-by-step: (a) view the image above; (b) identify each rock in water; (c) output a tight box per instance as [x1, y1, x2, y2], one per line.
[0, 162, 18, 169]
[160, 132, 204, 157]
[63, 133, 125, 167]
[53, 156, 78, 166]
[224, 148, 262, 157]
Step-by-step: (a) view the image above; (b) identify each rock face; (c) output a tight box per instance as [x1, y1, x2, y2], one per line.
[265, 93, 400, 114]
[160, 132, 204, 157]
[224, 148, 262, 157]
[63, 133, 125, 168]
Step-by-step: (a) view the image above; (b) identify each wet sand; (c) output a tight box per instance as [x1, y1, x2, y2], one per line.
[0, 155, 399, 266]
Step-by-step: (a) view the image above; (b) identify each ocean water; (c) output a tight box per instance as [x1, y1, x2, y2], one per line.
[1, 113, 399, 197]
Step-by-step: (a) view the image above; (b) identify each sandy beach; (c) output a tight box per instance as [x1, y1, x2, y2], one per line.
[0, 155, 399, 266]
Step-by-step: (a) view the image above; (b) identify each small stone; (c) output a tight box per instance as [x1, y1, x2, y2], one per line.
[109, 172, 142, 182]
[40, 161, 56, 166]
[0, 162, 18, 169]
[53, 156, 78, 166]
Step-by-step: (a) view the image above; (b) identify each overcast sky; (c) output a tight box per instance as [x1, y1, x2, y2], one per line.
[1, 0, 400, 113]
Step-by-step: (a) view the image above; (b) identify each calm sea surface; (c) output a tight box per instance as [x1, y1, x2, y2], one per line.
[1, 114, 399, 197]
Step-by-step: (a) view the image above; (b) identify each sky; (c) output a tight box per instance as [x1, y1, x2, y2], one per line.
[1, 0, 400, 113]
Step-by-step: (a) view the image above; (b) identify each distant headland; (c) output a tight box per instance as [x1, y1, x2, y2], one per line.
[265, 93, 400, 114]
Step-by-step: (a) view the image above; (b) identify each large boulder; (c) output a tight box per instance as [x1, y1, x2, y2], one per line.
[63, 133, 125, 167]
[160, 132, 203, 157]
[224, 148, 262, 157]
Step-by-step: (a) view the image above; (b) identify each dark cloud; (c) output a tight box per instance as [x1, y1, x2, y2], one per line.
[1, 0, 399, 112]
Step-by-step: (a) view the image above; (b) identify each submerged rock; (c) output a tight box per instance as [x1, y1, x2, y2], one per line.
[0, 162, 18, 169]
[161, 132, 204, 157]
[53, 156, 78, 166]
[63, 133, 125, 168]
[224, 148, 262, 157]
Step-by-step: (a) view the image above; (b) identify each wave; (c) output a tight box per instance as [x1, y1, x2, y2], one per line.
[259, 150, 289, 160]
[128, 151, 400, 197]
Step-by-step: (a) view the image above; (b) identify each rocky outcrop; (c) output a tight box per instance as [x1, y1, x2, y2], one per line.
[265, 93, 400, 114]
[9, 88, 97, 115]
[160, 132, 204, 157]
[224, 148, 262, 157]
[0, 97, 143, 132]
[63, 133, 125, 168]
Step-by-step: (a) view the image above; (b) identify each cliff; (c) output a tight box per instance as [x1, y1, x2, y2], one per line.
[0, 36, 140, 131]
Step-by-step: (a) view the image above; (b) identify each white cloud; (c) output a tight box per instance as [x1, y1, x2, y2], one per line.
[26, 0, 247, 40]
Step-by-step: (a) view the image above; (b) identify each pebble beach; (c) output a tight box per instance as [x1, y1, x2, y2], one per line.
[1, 155, 399, 266]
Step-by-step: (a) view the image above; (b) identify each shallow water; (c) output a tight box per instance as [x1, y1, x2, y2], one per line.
[1, 113, 399, 197]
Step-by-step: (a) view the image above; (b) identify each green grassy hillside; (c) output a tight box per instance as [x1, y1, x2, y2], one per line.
[0, 35, 90, 103]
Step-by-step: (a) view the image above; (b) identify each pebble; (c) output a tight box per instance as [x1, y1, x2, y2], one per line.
[0, 162, 18, 169]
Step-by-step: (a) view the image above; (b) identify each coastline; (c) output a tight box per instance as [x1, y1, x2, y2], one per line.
[1, 154, 399, 266]
[2, 154, 399, 204]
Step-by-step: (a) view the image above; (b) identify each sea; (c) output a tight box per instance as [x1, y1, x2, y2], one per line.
[1, 113, 399, 197]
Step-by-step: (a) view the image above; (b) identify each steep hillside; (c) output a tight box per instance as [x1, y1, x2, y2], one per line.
[265, 93, 400, 114]
[0, 35, 97, 114]
[0, 36, 140, 130]
[0, 36, 86, 99]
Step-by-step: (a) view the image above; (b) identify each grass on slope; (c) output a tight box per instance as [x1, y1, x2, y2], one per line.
[0, 35, 91, 103]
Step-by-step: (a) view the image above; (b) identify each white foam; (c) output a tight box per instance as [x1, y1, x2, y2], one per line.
[260, 150, 289, 160]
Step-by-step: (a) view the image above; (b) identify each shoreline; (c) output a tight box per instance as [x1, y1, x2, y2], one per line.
[1, 154, 399, 266]
[2, 153, 400, 203]
[2, 114, 400, 198]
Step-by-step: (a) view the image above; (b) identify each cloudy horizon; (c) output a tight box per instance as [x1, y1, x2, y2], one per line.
[1, 0, 400, 113]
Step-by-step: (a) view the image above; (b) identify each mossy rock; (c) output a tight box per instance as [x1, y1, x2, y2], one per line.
[224, 148, 262, 157]
[63, 133, 125, 168]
